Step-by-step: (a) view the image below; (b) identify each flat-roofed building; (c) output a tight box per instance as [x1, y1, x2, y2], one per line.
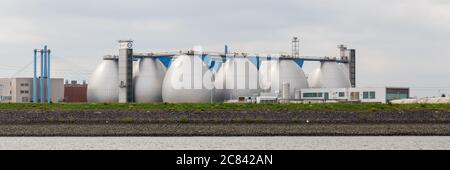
[0, 78, 64, 103]
[300, 87, 410, 103]
[64, 80, 88, 103]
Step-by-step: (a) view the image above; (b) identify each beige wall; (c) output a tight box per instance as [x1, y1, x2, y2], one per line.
[0, 78, 64, 103]
[11, 78, 33, 103]
[35, 78, 65, 103]
[0, 78, 12, 102]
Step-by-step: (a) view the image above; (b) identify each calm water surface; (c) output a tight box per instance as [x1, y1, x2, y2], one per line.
[0, 137, 449, 150]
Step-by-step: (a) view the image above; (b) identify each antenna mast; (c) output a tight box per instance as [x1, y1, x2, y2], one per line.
[292, 37, 300, 58]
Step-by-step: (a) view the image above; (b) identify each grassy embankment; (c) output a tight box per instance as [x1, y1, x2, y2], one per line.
[0, 103, 450, 136]
[1, 102, 450, 111]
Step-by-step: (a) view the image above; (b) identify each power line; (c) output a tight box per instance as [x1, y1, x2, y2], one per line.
[0, 54, 95, 81]
[10, 61, 33, 78]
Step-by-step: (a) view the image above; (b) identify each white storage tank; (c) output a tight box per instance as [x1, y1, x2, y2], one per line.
[134, 58, 167, 103]
[309, 62, 351, 88]
[162, 55, 214, 103]
[259, 59, 309, 99]
[212, 65, 226, 102]
[133, 60, 140, 81]
[87, 57, 119, 102]
[282, 82, 290, 100]
[221, 57, 260, 100]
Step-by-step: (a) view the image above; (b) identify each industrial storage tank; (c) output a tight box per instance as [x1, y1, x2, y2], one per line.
[309, 62, 351, 88]
[308, 69, 320, 88]
[221, 57, 260, 100]
[259, 59, 309, 99]
[212, 64, 226, 102]
[162, 55, 214, 103]
[133, 60, 140, 81]
[134, 58, 167, 103]
[87, 57, 119, 102]
[339, 63, 350, 76]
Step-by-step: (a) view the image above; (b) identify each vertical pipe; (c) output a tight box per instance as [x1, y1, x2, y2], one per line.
[47, 49, 51, 103]
[349, 49, 356, 88]
[40, 50, 44, 103]
[224, 45, 228, 55]
[33, 49, 37, 103]
[43, 46, 47, 103]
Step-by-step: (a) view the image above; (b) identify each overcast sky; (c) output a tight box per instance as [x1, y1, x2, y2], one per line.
[1, 0, 450, 96]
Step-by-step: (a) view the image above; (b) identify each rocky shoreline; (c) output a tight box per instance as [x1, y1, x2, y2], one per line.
[0, 110, 449, 136]
[0, 123, 449, 136]
[2, 109, 450, 124]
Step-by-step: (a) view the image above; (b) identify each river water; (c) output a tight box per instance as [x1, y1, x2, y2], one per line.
[0, 137, 449, 150]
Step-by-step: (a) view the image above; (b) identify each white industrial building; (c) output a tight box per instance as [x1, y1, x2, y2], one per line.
[0, 78, 64, 103]
[391, 97, 450, 104]
[87, 44, 319, 103]
[299, 87, 410, 104]
[87, 40, 410, 104]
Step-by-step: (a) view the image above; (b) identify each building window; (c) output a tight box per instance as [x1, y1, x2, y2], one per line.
[303, 93, 314, 98]
[363, 91, 376, 99]
[363, 92, 369, 99]
[369, 92, 376, 99]
[303, 93, 324, 98]
[339, 92, 345, 97]
[20, 90, 25, 94]
[0, 96, 12, 101]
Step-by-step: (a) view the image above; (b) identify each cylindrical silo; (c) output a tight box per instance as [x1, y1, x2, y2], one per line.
[222, 57, 260, 100]
[162, 55, 214, 103]
[308, 68, 320, 88]
[213, 64, 226, 102]
[282, 82, 290, 101]
[309, 62, 351, 88]
[339, 63, 350, 78]
[259, 59, 309, 99]
[134, 58, 167, 103]
[87, 57, 119, 102]
[133, 60, 140, 81]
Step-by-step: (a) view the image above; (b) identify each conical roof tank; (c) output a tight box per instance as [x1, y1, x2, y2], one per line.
[309, 62, 351, 88]
[134, 58, 167, 103]
[87, 58, 119, 102]
[162, 55, 214, 103]
[222, 58, 260, 100]
[259, 59, 309, 98]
